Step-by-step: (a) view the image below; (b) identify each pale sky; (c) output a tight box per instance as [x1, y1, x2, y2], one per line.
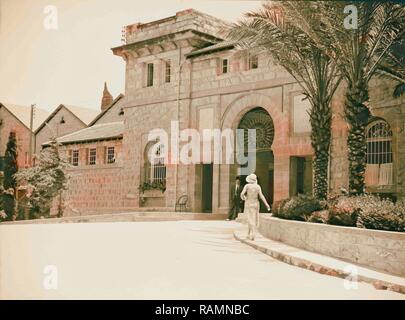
[0, 0, 261, 112]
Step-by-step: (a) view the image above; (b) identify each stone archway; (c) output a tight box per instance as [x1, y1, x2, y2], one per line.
[237, 107, 275, 208]
[215, 93, 291, 213]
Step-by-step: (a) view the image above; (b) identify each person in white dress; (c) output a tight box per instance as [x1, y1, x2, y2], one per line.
[240, 174, 270, 240]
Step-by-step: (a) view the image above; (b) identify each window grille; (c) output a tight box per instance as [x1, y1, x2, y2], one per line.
[145, 143, 166, 184]
[88, 148, 96, 165]
[365, 120, 393, 186]
[106, 147, 115, 164]
[72, 150, 79, 166]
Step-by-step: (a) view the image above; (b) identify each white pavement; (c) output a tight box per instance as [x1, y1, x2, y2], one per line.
[0, 220, 404, 299]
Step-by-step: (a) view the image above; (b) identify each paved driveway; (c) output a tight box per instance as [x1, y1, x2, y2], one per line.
[0, 220, 403, 299]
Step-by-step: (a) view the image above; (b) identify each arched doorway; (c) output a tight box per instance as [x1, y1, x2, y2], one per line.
[237, 107, 274, 210]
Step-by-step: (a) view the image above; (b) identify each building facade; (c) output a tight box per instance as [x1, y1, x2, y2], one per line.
[34, 104, 99, 155]
[57, 9, 405, 216]
[0, 103, 49, 172]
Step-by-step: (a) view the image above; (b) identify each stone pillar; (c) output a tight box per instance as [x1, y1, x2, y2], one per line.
[273, 154, 290, 202]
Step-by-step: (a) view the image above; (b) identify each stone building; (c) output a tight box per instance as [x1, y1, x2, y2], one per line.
[0, 103, 49, 172]
[34, 103, 99, 156]
[57, 9, 405, 216]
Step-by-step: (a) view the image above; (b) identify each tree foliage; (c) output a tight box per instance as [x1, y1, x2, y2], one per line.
[227, 1, 342, 199]
[2, 131, 18, 220]
[303, 1, 405, 194]
[15, 138, 70, 218]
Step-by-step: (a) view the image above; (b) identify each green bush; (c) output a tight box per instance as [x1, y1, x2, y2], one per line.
[273, 194, 323, 221]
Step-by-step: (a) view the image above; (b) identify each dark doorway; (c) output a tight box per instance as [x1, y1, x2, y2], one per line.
[296, 157, 305, 194]
[202, 163, 213, 213]
[290, 156, 312, 196]
[237, 107, 275, 212]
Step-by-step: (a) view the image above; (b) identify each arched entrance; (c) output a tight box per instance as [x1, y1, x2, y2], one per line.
[236, 107, 274, 210]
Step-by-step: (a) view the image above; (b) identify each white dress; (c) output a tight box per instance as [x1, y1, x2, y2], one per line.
[240, 183, 268, 228]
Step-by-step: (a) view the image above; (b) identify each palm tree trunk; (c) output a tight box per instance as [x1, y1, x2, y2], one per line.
[310, 100, 331, 200]
[344, 80, 370, 195]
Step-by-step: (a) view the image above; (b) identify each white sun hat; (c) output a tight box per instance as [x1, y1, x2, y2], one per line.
[246, 174, 257, 184]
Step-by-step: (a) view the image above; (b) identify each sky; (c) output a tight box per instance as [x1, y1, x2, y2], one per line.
[0, 0, 261, 112]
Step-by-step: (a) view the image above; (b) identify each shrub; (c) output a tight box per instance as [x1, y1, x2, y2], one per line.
[306, 210, 329, 224]
[356, 196, 405, 232]
[273, 194, 323, 221]
[327, 196, 360, 227]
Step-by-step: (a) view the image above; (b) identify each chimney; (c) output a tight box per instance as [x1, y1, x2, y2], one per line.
[101, 82, 113, 111]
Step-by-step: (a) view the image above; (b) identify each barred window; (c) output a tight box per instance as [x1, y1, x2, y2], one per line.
[88, 148, 96, 165]
[365, 120, 393, 186]
[145, 143, 166, 184]
[72, 150, 79, 166]
[165, 61, 171, 83]
[106, 146, 115, 164]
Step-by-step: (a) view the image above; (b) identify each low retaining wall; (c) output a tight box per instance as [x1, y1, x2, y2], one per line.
[0, 212, 228, 225]
[258, 216, 405, 277]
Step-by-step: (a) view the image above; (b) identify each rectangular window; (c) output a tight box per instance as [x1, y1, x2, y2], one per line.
[165, 61, 171, 83]
[106, 146, 115, 164]
[88, 148, 96, 165]
[222, 58, 229, 74]
[248, 54, 258, 70]
[72, 150, 79, 166]
[147, 63, 154, 87]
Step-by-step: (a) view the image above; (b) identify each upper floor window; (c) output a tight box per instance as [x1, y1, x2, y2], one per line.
[248, 54, 258, 70]
[365, 119, 393, 186]
[165, 61, 171, 83]
[147, 63, 154, 87]
[222, 58, 229, 74]
[106, 146, 115, 164]
[88, 148, 96, 165]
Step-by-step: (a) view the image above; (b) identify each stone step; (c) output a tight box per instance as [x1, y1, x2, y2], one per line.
[234, 226, 405, 295]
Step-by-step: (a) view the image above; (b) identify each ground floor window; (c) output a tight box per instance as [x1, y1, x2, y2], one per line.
[72, 150, 79, 166]
[88, 148, 96, 165]
[144, 143, 166, 184]
[365, 119, 393, 186]
[106, 146, 115, 164]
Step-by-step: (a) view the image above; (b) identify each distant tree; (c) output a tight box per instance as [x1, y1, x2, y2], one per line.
[15, 138, 69, 218]
[3, 132, 18, 220]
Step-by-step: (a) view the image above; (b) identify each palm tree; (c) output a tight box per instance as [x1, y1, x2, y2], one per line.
[308, 1, 405, 195]
[227, 2, 341, 199]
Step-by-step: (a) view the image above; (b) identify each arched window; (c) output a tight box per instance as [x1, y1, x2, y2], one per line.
[365, 119, 393, 186]
[144, 142, 166, 184]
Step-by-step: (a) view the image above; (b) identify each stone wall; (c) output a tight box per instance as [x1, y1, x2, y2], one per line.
[34, 106, 87, 154]
[92, 97, 126, 125]
[0, 106, 31, 169]
[60, 139, 125, 215]
[259, 215, 405, 277]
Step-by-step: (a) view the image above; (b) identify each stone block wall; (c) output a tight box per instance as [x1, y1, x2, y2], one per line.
[34, 106, 87, 154]
[259, 216, 405, 277]
[60, 139, 124, 215]
[0, 106, 31, 169]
